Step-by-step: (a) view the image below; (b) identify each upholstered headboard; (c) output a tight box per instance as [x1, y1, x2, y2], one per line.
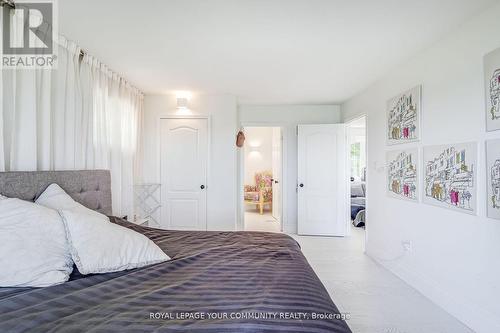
[0, 170, 112, 215]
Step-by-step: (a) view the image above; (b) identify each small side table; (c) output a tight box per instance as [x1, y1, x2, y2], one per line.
[134, 183, 161, 227]
[133, 217, 150, 227]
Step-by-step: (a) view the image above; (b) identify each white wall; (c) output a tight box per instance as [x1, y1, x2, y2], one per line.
[341, 3, 500, 332]
[239, 105, 341, 233]
[142, 94, 238, 231]
[243, 127, 273, 185]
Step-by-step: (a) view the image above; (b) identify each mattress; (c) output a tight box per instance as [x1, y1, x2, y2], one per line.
[0, 217, 351, 333]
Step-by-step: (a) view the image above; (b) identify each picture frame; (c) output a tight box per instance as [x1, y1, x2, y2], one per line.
[484, 47, 500, 132]
[422, 142, 477, 215]
[486, 139, 500, 219]
[387, 85, 422, 145]
[386, 148, 419, 202]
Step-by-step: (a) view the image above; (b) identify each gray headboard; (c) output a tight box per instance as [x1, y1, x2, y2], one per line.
[0, 170, 112, 215]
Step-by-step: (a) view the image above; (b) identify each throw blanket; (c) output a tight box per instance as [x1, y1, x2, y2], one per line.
[0, 217, 351, 333]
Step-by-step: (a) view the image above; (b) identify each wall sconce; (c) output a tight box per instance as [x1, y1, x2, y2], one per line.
[248, 141, 262, 158]
[177, 97, 189, 110]
[248, 141, 261, 149]
[176, 91, 192, 114]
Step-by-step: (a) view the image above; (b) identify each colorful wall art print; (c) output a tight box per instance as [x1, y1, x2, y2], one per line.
[423, 143, 477, 215]
[485, 47, 500, 131]
[486, 139, 500, 219]
[387, 85, 421, 144]
[386, 149, 419, 201]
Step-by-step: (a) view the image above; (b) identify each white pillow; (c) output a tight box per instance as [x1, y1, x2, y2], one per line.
[59, 209, 170, 274]
[36, 183, 108, 220]
[0, 198, 73, 287]
[0, 194, 6, 200]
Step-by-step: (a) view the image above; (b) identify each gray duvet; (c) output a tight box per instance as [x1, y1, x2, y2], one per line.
[0, 217, 351, 333]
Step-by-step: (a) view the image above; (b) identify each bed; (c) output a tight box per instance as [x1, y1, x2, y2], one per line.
[350, 181, 366, 227]
[0, 170, 351, 333]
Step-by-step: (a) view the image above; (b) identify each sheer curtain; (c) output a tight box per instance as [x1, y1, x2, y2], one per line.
[80, 55, 145, 217]
[0, 36, 144, 218]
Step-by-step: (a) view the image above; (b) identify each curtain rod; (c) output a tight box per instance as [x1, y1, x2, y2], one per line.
[0, 0, 15, 8]
[1, 0, 135, 92]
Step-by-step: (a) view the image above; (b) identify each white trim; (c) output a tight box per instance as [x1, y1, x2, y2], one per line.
[345, 114, 368, 253]
[238, 122, 287, 232]
[157, 115, 211, 230]
[344, 114, 367, 125]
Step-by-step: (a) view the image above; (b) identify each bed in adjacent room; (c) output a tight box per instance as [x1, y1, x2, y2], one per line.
[0, 170, 351, 333]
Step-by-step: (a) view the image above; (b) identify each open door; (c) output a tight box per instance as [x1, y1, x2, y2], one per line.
[297, 124, 347, 236]
[271, 127, 282, 222]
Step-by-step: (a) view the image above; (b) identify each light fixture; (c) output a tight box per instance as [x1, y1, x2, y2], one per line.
[176, 97, 189, 110]
[248, 141, 262, 155]
[248, 141, 261, 148]
[175, 91, 192, 113]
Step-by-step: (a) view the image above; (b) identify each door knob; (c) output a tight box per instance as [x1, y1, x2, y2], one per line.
[200, 185, 205, 189]
[274, 180, 279, 184]
[299, 183, 304, 188]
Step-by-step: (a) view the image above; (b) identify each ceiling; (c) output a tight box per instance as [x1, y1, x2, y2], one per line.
[59, 0, 499, 104]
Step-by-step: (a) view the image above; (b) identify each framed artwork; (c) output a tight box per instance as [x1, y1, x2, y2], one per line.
[485, 47, 500, 131]
[486, 139, 500, 219]
[387, 85, 421, 145]
[386, 148, 419, 201]
[423, 142, 477, 215]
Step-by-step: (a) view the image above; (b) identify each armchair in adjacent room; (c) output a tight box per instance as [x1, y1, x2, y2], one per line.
[244, 171, 273, 214]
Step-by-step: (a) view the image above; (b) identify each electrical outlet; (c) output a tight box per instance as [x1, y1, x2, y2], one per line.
[402, 240, 412, 252]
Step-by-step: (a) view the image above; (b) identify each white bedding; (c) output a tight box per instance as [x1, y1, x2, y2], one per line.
[0, 198, 73, 287]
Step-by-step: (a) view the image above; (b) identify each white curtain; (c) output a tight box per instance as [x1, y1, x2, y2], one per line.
[0, 36, 144, 218]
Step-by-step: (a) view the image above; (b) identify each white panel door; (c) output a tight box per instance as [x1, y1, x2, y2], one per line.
[160, 118, 208, 230]
[271, 127, 282, 222]
[297, 124, 347, 236]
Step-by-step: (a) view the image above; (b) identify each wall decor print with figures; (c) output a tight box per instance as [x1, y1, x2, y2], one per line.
[387, 85, 421, 144]
[386, 149, 419, 201]
[423, 143, 477, 214]
[486, 139, 500, 219]
[485, 47, 500, 131]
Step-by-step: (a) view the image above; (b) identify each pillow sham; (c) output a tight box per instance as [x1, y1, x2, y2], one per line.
[0, 198, 73, 287]
[59, 209, 170, 274]
[36, 183, 107, 220]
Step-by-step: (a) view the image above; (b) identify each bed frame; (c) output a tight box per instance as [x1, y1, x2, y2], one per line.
[0, 170, 112, 215]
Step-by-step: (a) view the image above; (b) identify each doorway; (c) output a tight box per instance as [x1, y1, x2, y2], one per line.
[346, 116, 367, 246]
[242, 126, 283, 232]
